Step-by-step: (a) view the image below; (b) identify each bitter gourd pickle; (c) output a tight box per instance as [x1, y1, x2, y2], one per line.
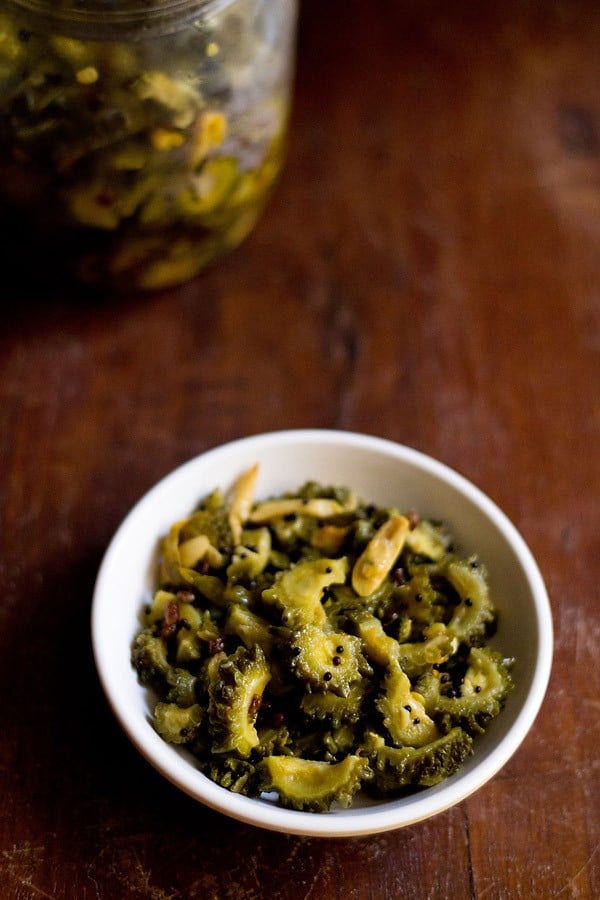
[131, 468, 514, 811]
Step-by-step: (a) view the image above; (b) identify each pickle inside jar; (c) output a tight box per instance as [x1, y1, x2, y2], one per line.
[0, 3, 294, 291]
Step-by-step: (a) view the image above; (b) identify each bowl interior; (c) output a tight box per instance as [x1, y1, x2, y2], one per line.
[92, 429, 553, 837]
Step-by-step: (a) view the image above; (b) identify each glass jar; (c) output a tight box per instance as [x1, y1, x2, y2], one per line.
[0, 0, 298, 291]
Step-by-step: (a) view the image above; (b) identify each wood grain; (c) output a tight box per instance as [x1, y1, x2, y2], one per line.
[1, 0, 598, 897]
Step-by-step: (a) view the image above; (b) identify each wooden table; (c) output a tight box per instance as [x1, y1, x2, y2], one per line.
[1, 1, 598, 897]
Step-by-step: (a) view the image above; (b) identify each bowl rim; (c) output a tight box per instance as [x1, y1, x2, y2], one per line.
[91, 428, 554, 837]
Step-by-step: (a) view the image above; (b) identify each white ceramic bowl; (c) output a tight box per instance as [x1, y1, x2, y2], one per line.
[91, 429, 553, 837]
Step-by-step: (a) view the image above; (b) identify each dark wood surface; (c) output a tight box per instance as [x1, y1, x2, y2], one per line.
[1, 1, 599, 897]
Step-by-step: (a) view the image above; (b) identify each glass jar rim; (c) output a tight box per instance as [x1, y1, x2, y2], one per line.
[5, 0, 235, 38]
